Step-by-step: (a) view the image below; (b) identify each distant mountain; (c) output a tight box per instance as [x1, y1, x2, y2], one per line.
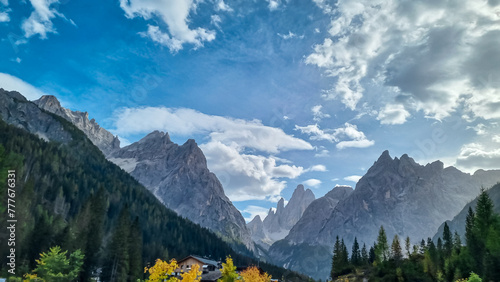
[30, 93, 253, 251]
[269, 151, 500, 280]
[109, 131, 254, 250]
[433, 182, 500, 242]
[247, 185, 315, 249]
[267, 185, 352, 279]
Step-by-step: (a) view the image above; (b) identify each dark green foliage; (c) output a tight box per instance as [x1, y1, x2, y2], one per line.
[375, 226, 389, 263]
[391, 235, 402, 263]
[442, 222, 453, 258]
[350, 237, 361, 266]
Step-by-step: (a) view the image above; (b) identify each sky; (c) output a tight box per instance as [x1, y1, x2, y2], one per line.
[1, 0, 500, 222]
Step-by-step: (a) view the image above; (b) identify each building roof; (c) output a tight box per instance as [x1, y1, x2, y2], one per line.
[178, 255, 219, 267]
[200, 269, 222, 282]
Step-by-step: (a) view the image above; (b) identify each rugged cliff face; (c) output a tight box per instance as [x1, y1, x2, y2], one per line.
[0, 89, 72, 143]
[109, 131, 254, 250]
[269, 151, 500, 280]
[33, 95, 120, 156]
[247, 185, 315, 249]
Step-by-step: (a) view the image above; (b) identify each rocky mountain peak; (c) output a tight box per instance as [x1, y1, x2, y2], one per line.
[277, 198, 285, 213]
[33, 95, 120, 156]
[34, 95, 62, 110]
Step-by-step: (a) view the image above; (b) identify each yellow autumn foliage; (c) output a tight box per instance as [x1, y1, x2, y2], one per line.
[144, 258, 201, 282]
[239, 266, 271, 282]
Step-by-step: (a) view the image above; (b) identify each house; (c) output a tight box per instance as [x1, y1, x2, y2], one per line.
[175, 255, 222, 282]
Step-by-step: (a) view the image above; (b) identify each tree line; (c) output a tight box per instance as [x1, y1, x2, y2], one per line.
[330, 186, 500, 281]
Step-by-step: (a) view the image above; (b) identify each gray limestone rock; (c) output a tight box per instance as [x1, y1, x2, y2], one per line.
[0, 89, 72, 143]
[33, 95, 120, 156]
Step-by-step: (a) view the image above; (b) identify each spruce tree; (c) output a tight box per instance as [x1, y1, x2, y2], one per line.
[375, 226, 389, 262]
[391, 234, 403, 262]
[453, 231, 462, 255]
[361, 243, 369, 265]
[405, 236, 411, 258]
[442, 222, 453, 258]
[351, 237, 361, 266]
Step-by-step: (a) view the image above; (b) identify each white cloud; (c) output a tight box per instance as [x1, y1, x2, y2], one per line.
[112, 106, 313, 154]
[120, 0, 216, 52]
[377, 104, 411, 125]
[0, 11, 9, 22]
[200, 141, 306, 202]
[266, 0, 280, 11]
[303, 178, 322, 188]
[308, 0, 500, 121]
[493, 135, 500, 143]
[308, 164, 327, 172]
[315, 149, 330, 157]
[277, 31, 304, 40]
[211, 14, 222, 28]
[0, 73, 47, 100]
[0, 0, 8, 6]
[312, 105, 330, 122]
[295, 122, 374, 149]
[344, 175, 362, 183]
[22, 0, 69, 39]
[467, 123, 488, 135]
[243, 205, 270, 223]
[456, 143, 500, 171]
[215, 0, 232, 12]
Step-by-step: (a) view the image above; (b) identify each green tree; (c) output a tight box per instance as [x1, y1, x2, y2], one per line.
[361, 243, 369, 265]
[350, 237, 361, 266]
[391, 234, 403, 262]
[30, 246, 84, 282]
[375, 226, 389, 262]
[442, 222, 453, 258]
[405, 236, 411, 258]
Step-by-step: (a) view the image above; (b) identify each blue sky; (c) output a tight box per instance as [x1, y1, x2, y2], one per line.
[1, 0, 500, 221]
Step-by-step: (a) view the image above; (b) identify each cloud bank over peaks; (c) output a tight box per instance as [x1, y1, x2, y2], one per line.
[120, 0, 218, 52]
[111, 106, 322, 202]
[307, 0, 500, 123]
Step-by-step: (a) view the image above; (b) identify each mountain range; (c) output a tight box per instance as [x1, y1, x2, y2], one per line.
[268, 151, 500, 279]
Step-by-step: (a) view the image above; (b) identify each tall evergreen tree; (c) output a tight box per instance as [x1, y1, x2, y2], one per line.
[102, 207, 131, 282]
[405, 236, 411, 258]
[361, 243, 369, 265]
[351, 237, 361, 266]
[419, 239, 426, 255]
[442, 222, 453, 258]
[465, 206, 476, 247]
[391, 234, 403, 262]
[375, 226, 389, 262]
[453, 231, 462, 255]
[128, 217, 143, 281]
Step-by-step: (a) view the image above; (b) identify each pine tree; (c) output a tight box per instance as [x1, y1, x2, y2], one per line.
[419, 239, 426, 255]
[361, 243, 369, 265]
[391, 234, 403, 262]
[103, 207, 132, 282]
[465, 206, 476, 247]
[442, 222, 453, 258]
[375, 226, 389, 262]
[128, 217, 143, 281]
[331, 236, 342, 279]
[351, 237, 361, 266]
[405, 236, 411, 258]
[453, 231, 462, 255]
[369, 246, 376, 264]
